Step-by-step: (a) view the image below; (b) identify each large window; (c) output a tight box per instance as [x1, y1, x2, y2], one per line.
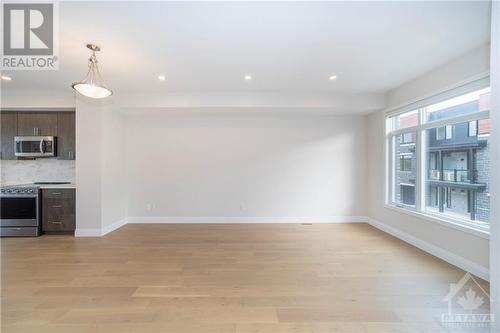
[386, 84, 491, 231]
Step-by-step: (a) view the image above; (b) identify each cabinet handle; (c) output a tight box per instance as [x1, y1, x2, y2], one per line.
[52, 205, 63, 208]
[51, 192, 62, 195]
[50, 221, 62, 224]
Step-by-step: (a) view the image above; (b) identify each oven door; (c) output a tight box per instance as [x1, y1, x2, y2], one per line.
[0, 196, 38, 227]
[14, 136, 56, 157]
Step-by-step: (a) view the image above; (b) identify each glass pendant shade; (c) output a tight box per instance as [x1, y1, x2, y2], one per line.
[72, 44, 113, 99]
[72, 82, 112, 99]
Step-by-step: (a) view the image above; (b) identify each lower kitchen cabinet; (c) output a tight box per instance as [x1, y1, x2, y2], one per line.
[42, 188, 75, 233]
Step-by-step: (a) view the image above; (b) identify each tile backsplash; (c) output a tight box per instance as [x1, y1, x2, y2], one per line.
[0, 159, 75, 185]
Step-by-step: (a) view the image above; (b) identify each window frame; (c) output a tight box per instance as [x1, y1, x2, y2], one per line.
[385, 79, 491, 234]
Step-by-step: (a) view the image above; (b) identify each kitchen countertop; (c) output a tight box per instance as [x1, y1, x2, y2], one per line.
[0, 183, 76, 189]
[36, 183, 77, 189]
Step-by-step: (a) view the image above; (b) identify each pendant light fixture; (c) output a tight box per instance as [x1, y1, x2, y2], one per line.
[72, 44, 113, 99]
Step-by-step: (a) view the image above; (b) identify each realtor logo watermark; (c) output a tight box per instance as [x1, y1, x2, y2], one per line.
[1, 1, 59, 70]
[441, 272, 494, 329]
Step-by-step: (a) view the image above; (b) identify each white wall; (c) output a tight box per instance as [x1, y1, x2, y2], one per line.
[123, 114, 367, 221]
[75, 97, 103, 234]
[0, 89, 74, 109]
[387, 43, 490, 109]
[75, 98, 127, 235]
[101, 108, 127, 231]
[366, 45, 491, 279]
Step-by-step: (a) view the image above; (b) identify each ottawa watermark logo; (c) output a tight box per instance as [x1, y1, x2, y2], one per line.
[441, 272, 493, 329]
[1, 1, 59, 70]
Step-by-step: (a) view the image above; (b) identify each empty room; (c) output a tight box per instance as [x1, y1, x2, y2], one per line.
[0, 1, 499, 332]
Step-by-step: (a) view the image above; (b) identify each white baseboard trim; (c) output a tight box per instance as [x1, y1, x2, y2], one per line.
[75, 218, 127, 237]
[101, 218, 128, 236]
[367, 217, 489, 281]
[126, 216, 369, 224]
[74, 228, 103, 237]
[75, 216, 367, 237]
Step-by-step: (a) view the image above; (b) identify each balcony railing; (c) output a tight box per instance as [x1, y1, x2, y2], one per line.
[428, 169, 473, 183]
[429, 169, 439, 180]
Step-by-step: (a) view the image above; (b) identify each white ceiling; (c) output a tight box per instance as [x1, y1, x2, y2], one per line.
[1, 1, 491, 111]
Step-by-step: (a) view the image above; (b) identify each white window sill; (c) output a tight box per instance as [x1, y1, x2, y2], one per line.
[383, 204, 490, 240]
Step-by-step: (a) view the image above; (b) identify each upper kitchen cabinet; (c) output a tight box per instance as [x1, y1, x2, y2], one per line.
[17, 112, 58, 137]
[0, 112, 18, 160]
[57, 112, 76, 160]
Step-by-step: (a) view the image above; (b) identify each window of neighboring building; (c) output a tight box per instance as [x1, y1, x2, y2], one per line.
[436, 127, 445, 140]
[428, 152, 439, 180]
[400, 184, 415, 206]
[386, 83, 491, 232]
[469, 120, 478, 136]
[400, 155, 412, 171]
[445, 125, 453, 139]
[401, 132, 414, 144]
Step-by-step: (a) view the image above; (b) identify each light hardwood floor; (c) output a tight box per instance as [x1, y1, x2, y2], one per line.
[1, 223, 490, 333]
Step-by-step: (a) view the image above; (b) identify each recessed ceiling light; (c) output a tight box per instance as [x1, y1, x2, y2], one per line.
[244, 74, 252, 81]
[158, 75, 166, 81]
[329, 75, 337, 81]
[1, 75, 12, 81]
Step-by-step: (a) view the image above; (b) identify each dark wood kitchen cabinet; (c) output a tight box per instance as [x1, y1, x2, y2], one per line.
[17, 112, 58, 136]
[0, 110, 75, 160]
[42, 188, 76, 233]
[0, 111, 18, 160]
[57, 112, 76, 160]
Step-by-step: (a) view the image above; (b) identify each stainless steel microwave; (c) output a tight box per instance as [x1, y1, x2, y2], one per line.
[14, 136, 56, 157]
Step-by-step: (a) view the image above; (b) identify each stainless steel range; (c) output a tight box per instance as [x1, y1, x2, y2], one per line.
[0, 185, 41, 237]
